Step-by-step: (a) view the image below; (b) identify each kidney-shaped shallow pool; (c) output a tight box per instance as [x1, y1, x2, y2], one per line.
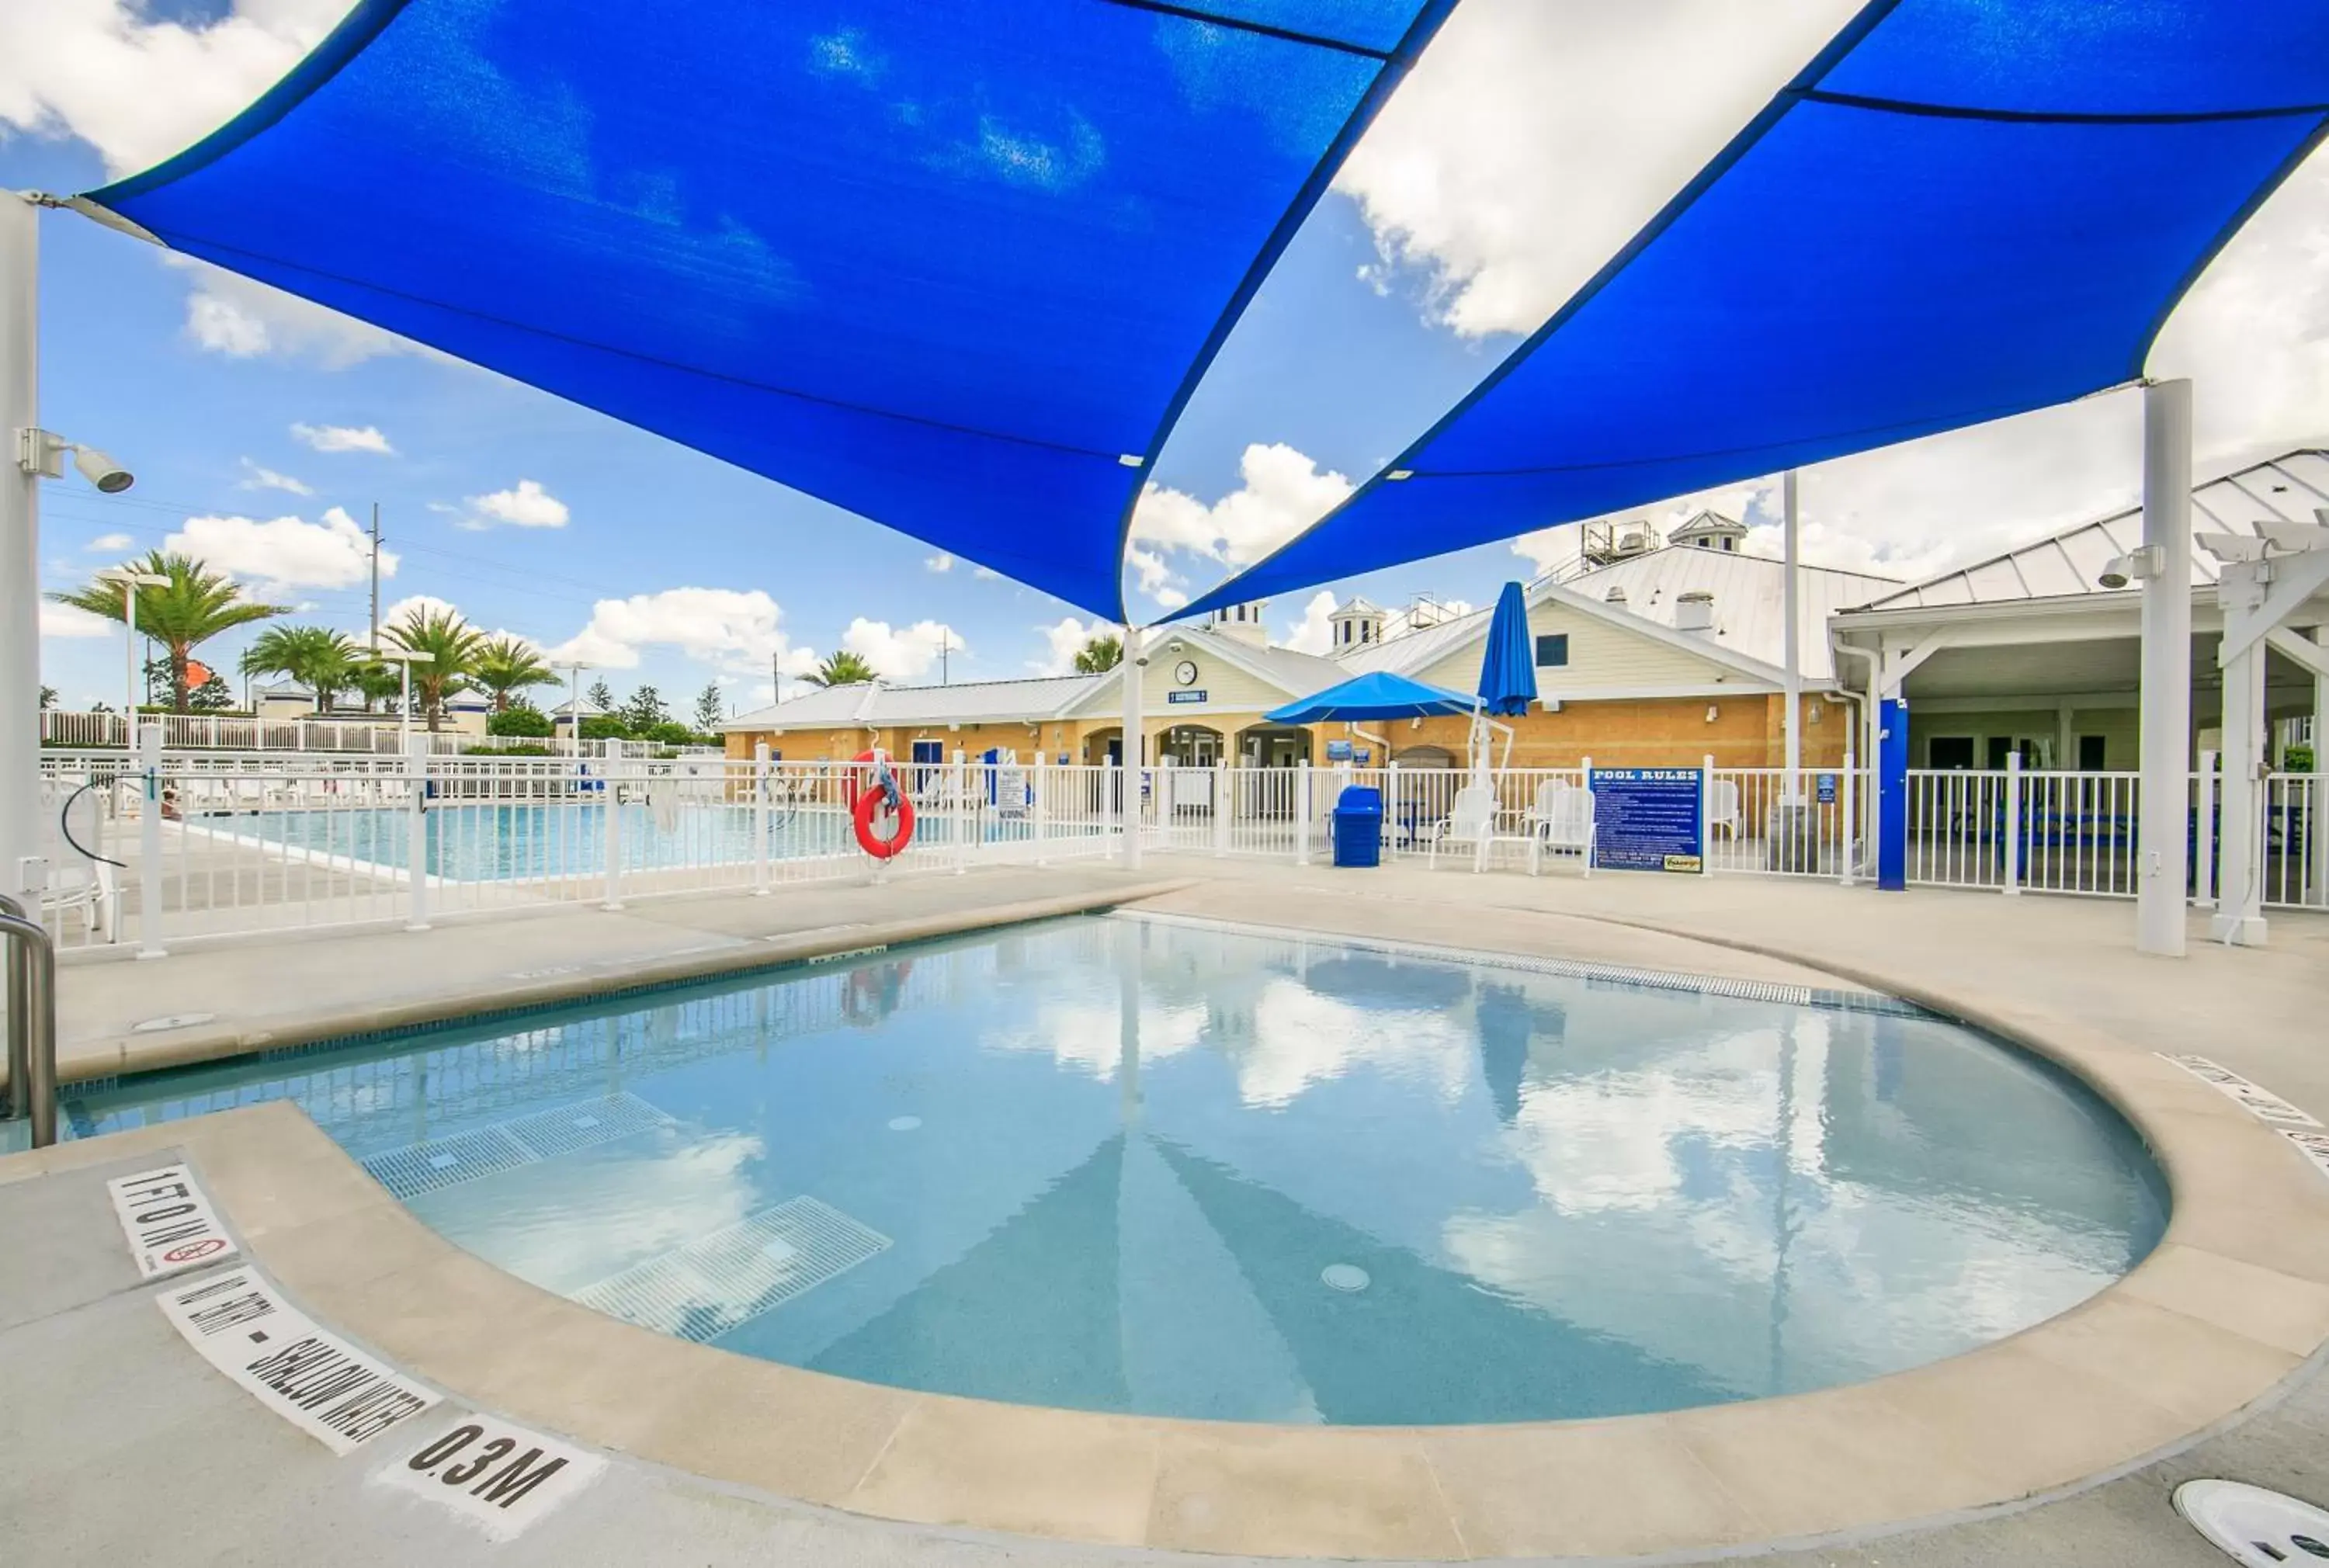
[68, 913, 2167, 1425]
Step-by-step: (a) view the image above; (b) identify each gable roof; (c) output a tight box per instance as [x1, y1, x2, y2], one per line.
[1337, 547, 1900, 685]
[1847, 448, 2329, 614]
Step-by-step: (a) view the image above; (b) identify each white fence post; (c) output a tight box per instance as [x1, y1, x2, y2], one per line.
[601, 762, 624, 911]
[2003, 751, 2022, 896]
[136, 723, 166, 959]
[1030, 755, 1049, 866]
[1213, 759, 1229, 856]
[751, 741, 770, 897]
[1840, 749, 1857, 886]
[2195, 751, 2216, 909]
[404, 734, 432, 931]
[1700, 756, 1714, 876]
[1295, 758, 1312, 867]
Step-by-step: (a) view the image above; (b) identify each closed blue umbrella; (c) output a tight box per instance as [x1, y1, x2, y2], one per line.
[1477, 581, 1536, 716]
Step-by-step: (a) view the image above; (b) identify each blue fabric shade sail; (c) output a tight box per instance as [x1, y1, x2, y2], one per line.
[85, 0, 1453, 622]
[1475, 580, 1535, 716]
[1265, 670, 1476, 725]
[1184, 0, 2329, 617]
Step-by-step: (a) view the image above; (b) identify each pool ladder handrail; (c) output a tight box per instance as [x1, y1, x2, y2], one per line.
[0, 892, 57, 1148]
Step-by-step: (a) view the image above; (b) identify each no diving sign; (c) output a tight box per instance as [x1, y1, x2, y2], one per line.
[377, 1414, 605, 1540]
[107, 1164, 238, 1278]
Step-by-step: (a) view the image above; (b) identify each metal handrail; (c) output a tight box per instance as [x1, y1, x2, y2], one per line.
[0, 893, 57, 1148]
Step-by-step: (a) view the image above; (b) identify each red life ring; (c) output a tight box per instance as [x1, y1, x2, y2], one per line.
[852, 784, 916, 859]
[843, 748, 889, 809]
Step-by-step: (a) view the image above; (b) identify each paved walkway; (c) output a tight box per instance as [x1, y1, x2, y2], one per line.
[5, 861, 2326, 1565]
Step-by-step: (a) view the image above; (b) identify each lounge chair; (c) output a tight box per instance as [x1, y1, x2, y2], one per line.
[1523, 779, 1595, 877]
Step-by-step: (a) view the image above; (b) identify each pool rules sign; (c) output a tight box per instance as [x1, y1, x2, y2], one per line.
[1589, 768, 1704, 873]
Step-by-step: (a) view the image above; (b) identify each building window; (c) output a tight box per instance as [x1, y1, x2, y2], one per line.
[2078, 734, 2108, 771]
[1534, 633, 1569, 668]
[1929, 737, 1975, 770]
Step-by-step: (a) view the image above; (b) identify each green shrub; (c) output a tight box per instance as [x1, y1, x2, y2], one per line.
[487, 706, 554, 738]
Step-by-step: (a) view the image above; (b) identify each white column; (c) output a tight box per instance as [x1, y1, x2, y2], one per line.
[2002, 750, 2022, 896]
[2210, 643, 2267, 945]
[2136, 380, 2192, 957]
[2313, 627, 2327, 909]
[1119, 625, 1141, 870]
[404, 734, 431, 931]
[0, 196, 41, 909]
[751, 740, 770, 896]
[1782, 469, 1802, 796]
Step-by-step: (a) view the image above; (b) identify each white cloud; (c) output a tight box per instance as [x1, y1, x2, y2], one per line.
[290, 422, 395, 456]
[840, 618, 961, 682]
[164, 505, 394, 595]
[181, 262, 418, 367]
[545, 588, 817, 679]
[1282, 590, 1339, 655]
[237, 458, 313, 497]
[1033, 616, 1112, 677]
[1342, 0, 2329, 591]
[40, 601, 115, 640]
[380, 594, 459, 633]
[924, 552, 954, 573]
[85, 532, 133, 553]
[460, 479, 570, 531]
[1133, 443, 1355, 571]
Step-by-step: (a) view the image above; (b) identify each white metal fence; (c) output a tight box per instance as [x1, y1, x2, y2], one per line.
[40, 709, 720, 757]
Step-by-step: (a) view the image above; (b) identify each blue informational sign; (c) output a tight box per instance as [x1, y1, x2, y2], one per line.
[1166, 689, 1206, 705]
[1325, 740, 1354, 761]
[1817, 772, 1837, 804]
[1590, 767, 1704, 872]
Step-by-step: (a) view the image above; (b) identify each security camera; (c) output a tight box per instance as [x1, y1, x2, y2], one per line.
[71, 446, 134, 494]
[1133, 654, 1150, 667]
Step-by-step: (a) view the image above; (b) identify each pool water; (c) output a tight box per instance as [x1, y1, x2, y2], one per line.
[193, 801, 1082, 880]
[68, 914, 2167, 1426]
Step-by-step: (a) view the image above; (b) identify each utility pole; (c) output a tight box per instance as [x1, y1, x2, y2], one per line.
[939, 629, 953, 685]
[368, 501, 382, 644]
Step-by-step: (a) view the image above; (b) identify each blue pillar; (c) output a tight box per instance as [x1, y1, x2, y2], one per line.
[1877, 696, 1909, 891]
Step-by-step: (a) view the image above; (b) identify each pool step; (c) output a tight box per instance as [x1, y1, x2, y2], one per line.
[572, 1197, 891, 1344]
[359, 1091, 675, 1200]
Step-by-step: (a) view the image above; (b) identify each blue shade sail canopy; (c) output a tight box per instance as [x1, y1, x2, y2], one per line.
[1182, 0, 2329, 616]
[1265, 669, 1477, 725]
[1475, 580, 1536, 716]
[84, 0, 1454, 621]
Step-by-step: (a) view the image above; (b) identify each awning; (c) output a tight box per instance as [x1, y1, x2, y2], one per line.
[1183, 0, 2329, 616]
[84, 0, 1454, 621]
[1265, 669, 1476, 725]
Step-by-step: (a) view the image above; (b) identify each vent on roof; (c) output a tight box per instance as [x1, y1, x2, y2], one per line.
[1675, 591, 1716, 633]
[1605, 586, 1627, 604]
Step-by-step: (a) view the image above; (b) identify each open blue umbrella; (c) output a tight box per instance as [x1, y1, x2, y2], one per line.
[1477, 581, 1537, 716]
[1264, 671, 1478, 726]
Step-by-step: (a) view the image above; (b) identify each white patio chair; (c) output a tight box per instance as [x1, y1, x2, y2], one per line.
[43, 859, 117, 944]
[1706, 779, 1743, 840]
[1426, 786, 1529, 872]
[1525, 780, 1595, 878]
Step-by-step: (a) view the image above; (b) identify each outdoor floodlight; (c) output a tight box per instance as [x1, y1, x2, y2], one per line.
[2098, 545, 2164, 589]
[16, 428, 136, 492]
[71, 446, 135, 494]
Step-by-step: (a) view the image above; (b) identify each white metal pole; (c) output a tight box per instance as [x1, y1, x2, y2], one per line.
[601, 765, 623, 911]
[2195, 748, 2217, 910]
[0, 195, 43, 910]
[1294, 757, 1311, 867]
[123, 581, 137, 741]
[752, 739, 770, 896]
[2313, 629, 2327, 908]
[2210, 644, 2267, 945]
[399, 661, 412, 747]
[1701, 755, 1715, 876]
[1782, 469, 1803, 797]
[2136, 380, 2192, 957]
[1119, 625, 1141, 870]
[135, 723, 165, 959]
[2003, 749, 2022, 896]
[404, 733, 430, 931]
[1840, 745, 1857, 886]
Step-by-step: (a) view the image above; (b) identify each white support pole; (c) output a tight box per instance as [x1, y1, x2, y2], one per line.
[601, 762, 623, 911]
[0, 195, 42, 913]
[2210, 644, 2268, 945]
[2195, 749, 2217, 910]
[1212, 758, 1229, 856]
[1839, 745, 1857, 886]
[2136, 380, 2192, 957]
[135, 723, 165, 959]
[1782, 469, 1803, 799]
[1701, 755, 1715, 876]
[2002, 750, 2022, 896]
[1294, 758, 1312, 867]
[751, 740, 770, 896]
[2313, 627, 2327, 908]
[1119, 625, 1142, 870]
[404, 734, 431, 931]
[1030, 753, 1049, 866]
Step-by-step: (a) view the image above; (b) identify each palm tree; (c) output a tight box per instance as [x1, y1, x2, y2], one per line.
[49, 551, 287, 712]
[471, 636, 556, 712]
[803, 650, 878, 688]
[381, 606, 485, 731]
[1073, 633, 1122, 673]
[239, 626, 360, 713]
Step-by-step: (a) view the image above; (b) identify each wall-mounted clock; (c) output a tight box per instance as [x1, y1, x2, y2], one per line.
[1174, 661, 1199, 686]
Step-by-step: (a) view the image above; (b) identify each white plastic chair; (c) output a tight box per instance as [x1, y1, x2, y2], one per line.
[1706, 779, 1743, 840]
[1525, 780, 1595, 877]
[1427, 786, 1526, 872]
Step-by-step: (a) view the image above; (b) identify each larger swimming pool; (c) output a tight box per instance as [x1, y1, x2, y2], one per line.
[68, 914, 2167, 1425]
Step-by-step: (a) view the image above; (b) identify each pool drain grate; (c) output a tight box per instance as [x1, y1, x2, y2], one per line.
[360, 1092, 675, 1199]
[573, 1197, 891, 1344]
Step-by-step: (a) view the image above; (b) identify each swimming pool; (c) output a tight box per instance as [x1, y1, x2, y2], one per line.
[192, 801, 1082, 881]
[68, 914, 2166, 1426]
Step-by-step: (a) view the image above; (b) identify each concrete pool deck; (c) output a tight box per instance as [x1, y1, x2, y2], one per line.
[5, 863, 2329, 1563]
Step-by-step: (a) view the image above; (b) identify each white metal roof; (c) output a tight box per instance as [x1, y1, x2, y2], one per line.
[722, 672, 1092, 732]
[1337, 547, 1899, 684]
[1848, 449, 2329, 613]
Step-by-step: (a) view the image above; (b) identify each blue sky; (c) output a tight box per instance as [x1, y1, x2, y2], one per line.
[14, 0, 2327, 713]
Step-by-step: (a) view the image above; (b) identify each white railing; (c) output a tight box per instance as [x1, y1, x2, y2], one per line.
[1703, 767, 1865, 879]
[2261, 771, 2324, 912]
[1907, 765, 2143, 897]
[40, 709, 720, 757]
[32, 750, 1126, 954]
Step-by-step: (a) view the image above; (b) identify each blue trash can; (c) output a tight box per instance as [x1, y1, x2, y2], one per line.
[1332, 786, 1383, 869]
